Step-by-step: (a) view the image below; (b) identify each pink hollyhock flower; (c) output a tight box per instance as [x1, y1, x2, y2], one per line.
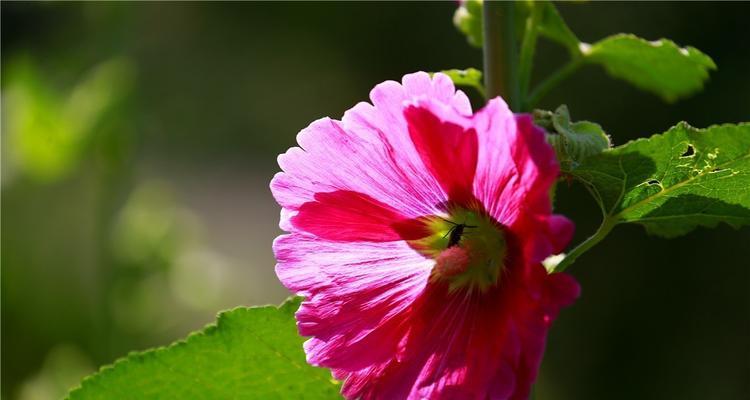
[271, 72, 579, 400]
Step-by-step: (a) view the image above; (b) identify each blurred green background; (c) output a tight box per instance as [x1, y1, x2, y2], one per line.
[1, 2, 748, 399]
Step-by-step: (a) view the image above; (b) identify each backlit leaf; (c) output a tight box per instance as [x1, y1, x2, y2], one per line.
[66, 297, 341, 400]
[572, 122, 750, 237]
[584, 34, 716, 102]
[535, 1, 580, 55]
[453, 0, 484, 47]
[439, 68, 486, 98]
[537, 105, 611, 171]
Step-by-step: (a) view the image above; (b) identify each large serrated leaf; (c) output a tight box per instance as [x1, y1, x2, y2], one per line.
[572, 122, 750, 237]
[584, 34, 716, 102]
[66, 297, 341, 400]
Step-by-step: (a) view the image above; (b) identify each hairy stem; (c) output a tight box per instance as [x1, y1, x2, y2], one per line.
[525, 59, 583, 109]
[483, 0, 518, 109]
[94, 153, 134, 361]
[518, 6, 540, 112]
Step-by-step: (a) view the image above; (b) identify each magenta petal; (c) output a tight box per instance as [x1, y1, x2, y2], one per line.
[292, 190, 430, 242]
[405, 101, 478, 205]
[274, 233, 432, 370]
[273, 73, 475, 228]
[333, 271, 577, 400]
[547, 214, 575, 255]
[544, 271, 581, 308]
[471, 100, 567, 264]
[471, 97, 518, 221]
[271, 73, 579, 400]
[272, 117, 442, 219]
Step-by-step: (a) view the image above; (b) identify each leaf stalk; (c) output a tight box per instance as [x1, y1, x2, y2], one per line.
[526, 58, 583, 110]
[518, 4, 540, 112]
[553, 215, 618, 272]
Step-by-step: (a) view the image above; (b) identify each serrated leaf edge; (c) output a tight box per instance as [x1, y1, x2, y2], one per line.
[578, 121, 750, 232]
[584, 33, 717, 101]
[64, 296, 331, 399]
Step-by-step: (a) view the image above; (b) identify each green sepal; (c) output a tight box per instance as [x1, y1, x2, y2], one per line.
[537, 105, 611, 171]
[453, 0, 484, 47]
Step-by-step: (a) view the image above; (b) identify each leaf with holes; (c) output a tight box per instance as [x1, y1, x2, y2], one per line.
[572, 122, 750, 237]
[584, 34, 716, 102]
[66, 297, 341, 400]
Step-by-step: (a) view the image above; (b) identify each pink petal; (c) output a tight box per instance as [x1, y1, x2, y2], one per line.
[404, 100, 478, 205]
[546, 214, 575, 256]
[543, 271, 581, 309]
[335, 270, 577, 400]
[471, 98, 517, 222]
[291, 190, 430, 242]
[338, 285, 507, 399]
[507, 267, 580, 400]
[271, 73, 580, 400]
[274, 233, 432, 369]
[272, 73, 472, 225]
[272, 117, 441, 219]
[471, 99, 570, 263]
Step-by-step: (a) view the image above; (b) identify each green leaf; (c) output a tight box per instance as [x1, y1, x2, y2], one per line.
[3, 57, 134, 183]
[455, 1, 580, 53]
[572, 122, 750, 237]
[534, 1, 580, 55]
[439, 68, 486, 98]
[453, 0, 484, 47]
[584, 34, 716, 102]
[537, 105, 611, 170]
[66, 297, 341, 400]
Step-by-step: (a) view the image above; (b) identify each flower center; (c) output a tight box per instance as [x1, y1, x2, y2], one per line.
[410, 208, 506, 292]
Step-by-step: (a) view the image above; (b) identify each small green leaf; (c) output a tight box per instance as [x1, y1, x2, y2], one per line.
[573, 122, 750, 237]
[453, 0, 484, 48]
[439, 68, 486, 98]
[66, 297, 341, 400]
[584, 34, 716, 102]
[534, 1, 580, 55]
[537, 105, 611, 170]
[3, 57, 134, 183]
[455, 1, 580, 54]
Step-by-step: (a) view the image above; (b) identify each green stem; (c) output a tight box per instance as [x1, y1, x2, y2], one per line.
[553, 215, 618, 273]
[483, 0, 518, 109]
[92, 121, 137, 362]
[525, 59, 583, 110]
[94, 155, 133, 362]
[518, 6, 540, 112]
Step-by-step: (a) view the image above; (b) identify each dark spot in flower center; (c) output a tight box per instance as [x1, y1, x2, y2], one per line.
[444, 220, 477, 248]
[407, 207, 507, 291]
